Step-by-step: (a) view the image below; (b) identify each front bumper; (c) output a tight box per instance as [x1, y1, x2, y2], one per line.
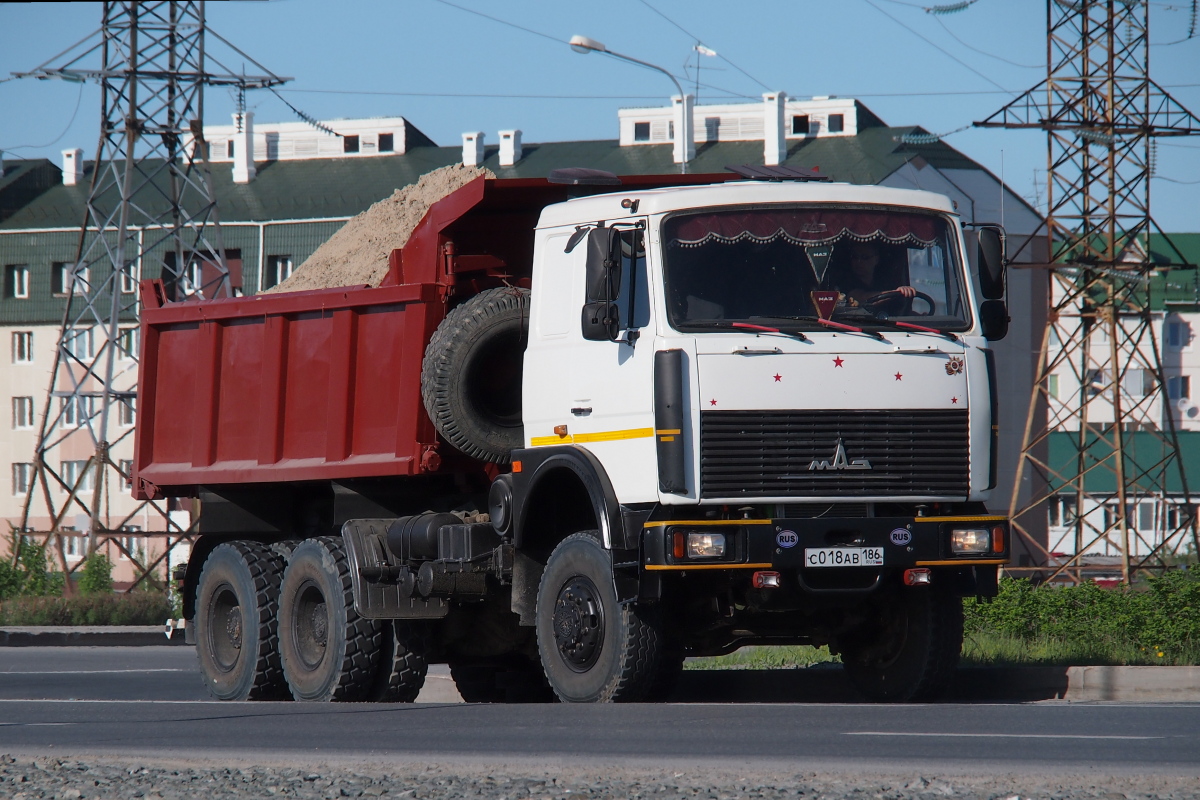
[642, 515, 1009, 575]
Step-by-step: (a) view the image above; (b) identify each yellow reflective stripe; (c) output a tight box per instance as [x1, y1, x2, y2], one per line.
[917, 516, 1008, 523]
[644, 519, 774, 528]
[529, 427, 654, 447]
[656, 429, 681, 435]
[644, 563, 774, 571]
[915, 558, 1009, 566]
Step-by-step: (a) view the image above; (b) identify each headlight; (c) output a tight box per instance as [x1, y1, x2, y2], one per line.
[950, 528, 990, 554]
[686, 532, 726, 558]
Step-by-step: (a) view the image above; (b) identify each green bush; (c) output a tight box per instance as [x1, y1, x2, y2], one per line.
[77, 552, 114, 595]
[0, 591, 172, 626]
[0, 536, 65, 600]
[963, 571, 1200, 665]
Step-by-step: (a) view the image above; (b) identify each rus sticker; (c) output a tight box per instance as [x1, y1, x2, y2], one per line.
[890, 528, 912, 546]
[777, 530, 799, 548]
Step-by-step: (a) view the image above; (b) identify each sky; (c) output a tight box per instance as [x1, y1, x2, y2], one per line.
[1, 0, 1198, 232]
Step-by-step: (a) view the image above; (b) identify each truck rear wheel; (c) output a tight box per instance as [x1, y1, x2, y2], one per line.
[535, 531, 664, 703]
[840, 586, 963, 702]
[368, 620, 430, 703]
[279, 536, 383, 701]
[421, 287, 528, 464]
[194, 541, 289, 701]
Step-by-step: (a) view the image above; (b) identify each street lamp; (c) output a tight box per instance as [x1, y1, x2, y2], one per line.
[569, 35, 689, 174]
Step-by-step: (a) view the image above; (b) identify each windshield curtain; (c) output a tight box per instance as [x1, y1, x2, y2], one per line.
[662, 206, 970, 331]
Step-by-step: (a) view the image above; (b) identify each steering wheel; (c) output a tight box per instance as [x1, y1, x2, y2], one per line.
[862, 290, 937, 317]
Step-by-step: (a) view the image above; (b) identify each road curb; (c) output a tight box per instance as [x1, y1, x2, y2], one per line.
[0, 626, 186, 647]
[671, 665, 1200, 702]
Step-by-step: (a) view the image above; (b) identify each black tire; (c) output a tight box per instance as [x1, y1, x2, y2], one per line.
[449, 655, 556, 703]
[368, 620, 430, 703]
[194, 541, 289, 701]
[644, 642, 686, 702]
[421, 287, 529, 464]
[278, 536, 383, 702]
[536, 531, 664, 703]
[840, 586, 963, 702]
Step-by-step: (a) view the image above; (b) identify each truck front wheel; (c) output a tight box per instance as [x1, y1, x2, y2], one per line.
[535, 532, 664, 702]
[278, 536, 383, 701]
[194, 541, 288, 701]
[840, 586, 963, 702]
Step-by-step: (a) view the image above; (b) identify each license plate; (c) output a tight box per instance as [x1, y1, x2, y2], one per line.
[804, 546, 884, 568]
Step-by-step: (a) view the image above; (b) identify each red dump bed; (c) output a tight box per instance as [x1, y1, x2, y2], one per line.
[132, 173, 727, 500]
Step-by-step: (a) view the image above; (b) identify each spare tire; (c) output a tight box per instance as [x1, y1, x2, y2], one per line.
[422, 286, 529, 463]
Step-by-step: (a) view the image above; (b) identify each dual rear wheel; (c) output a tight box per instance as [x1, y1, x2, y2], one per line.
[194, 537, 428, 702]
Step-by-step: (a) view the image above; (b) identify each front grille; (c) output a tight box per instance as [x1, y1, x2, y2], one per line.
[700, 410, 970, 499]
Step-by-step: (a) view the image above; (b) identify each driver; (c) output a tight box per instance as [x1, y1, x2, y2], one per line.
[834, 241, 916, 306]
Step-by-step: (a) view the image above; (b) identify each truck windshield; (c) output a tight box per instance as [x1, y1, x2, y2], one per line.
[662, 206, 970, 332]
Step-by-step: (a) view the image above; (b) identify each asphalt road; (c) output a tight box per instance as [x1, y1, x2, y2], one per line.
[2, 647, 1198, 775]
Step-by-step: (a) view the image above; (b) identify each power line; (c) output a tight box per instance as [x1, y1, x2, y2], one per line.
[0, 81, 86, 152]
[428, 0, 564, 45]
[635, 0, 772, 91]
[281, 89, 672, 100]
[931, 15, 1041, 68]
[862, 0, 1013, 94]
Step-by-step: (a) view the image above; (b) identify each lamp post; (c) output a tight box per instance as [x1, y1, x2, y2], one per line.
[569, 35, 689, 174]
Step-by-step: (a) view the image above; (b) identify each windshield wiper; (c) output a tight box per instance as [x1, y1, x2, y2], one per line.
[750, 315, 884, 341]
[857, 317, 960, 342]
[730, 321, 809, 342]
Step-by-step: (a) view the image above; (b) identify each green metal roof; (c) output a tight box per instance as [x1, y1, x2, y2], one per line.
[0, 126, 992, 231]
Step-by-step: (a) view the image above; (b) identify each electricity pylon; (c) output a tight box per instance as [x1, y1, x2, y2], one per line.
[14, 1, 286, 590]
[976, 0, 1200, 583]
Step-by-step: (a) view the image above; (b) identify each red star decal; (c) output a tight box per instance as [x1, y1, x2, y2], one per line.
[710, 398, 717, 406]
[833, 357, 844, 368]
[894, 372, 903, 381]
[951, 396, 959, 404]
[773, 374, 782, 382]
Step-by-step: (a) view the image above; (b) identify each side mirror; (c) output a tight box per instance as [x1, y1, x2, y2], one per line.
[980, 299, 1009, 341]
[582, 227, 622, 341]
[977, 227, 1006, 300]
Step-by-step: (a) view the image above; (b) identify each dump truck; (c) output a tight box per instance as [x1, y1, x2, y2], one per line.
[134, 167, 1011, 704]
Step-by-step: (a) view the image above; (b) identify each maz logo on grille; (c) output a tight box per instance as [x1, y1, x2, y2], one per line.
[808, 438, 871, 471]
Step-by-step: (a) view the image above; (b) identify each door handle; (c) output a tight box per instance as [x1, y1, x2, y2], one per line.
[571, 407, 592, 416]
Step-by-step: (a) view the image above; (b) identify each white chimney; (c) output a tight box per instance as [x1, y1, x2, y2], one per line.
[672, 95, 696, 165]
[763, 92, 787, 166]
[232, 111, 256, 184]
[462, 132, 485, 167]
[498, 130, 523, 167]
[61, 148, 83, 186]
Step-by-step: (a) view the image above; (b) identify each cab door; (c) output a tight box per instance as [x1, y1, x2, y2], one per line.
[524, 222, 658, 503]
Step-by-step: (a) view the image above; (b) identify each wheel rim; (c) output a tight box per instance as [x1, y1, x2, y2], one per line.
[207, 583, 242, 673]
[552, 575, 605, 672]
[293, 579, 329, 669]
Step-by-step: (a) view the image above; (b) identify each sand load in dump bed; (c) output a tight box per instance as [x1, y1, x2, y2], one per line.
[266, 164, 496, 293]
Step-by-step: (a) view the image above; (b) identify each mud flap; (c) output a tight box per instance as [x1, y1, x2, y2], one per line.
[341, 520, 449, 620]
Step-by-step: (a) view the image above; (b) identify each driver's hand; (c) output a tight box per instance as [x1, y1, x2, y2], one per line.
[897, 285, 916, 298]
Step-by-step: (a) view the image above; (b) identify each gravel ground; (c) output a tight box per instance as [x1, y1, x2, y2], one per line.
[1, 754, 1198, 800]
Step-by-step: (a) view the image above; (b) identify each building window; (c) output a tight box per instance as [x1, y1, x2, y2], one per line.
[63, 328, 93, 360]
[1047, 374, 1059, 399]
[1048, 494, 1076, 527]
[263, 255, 294, 290]
[1166, 319, 1192, 348]
[828, 114, 845, 133]
[12, 396, 34, 429]
[61, 395, 95, 428]
[226, 140, 235, 159]
[633, 122, 651, 142]
[120, 262, 139, 294]
[118, 327, 139, 361]
[12, 331, 33, 363]
[118, 528, 143, 561]
[343, 135, 360, 154]
[120, 459, 134, 491]
[378, 133, 394, 152]
[61, 460, 94, 493]
[1124, 368, 1155, 398]
[1168, 374, 1191, 400]
[1087, 368, 1110, 398]
[4, 264, 30, 299]
[791, 115, 810, 135]
[52, 262, 88, 296]
[12, 462, 33, 496]
[62, 534, 83, 560]
[118, 395, 136, 427]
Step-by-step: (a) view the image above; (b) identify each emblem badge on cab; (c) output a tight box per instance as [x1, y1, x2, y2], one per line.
[808, 438, 872, 471]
